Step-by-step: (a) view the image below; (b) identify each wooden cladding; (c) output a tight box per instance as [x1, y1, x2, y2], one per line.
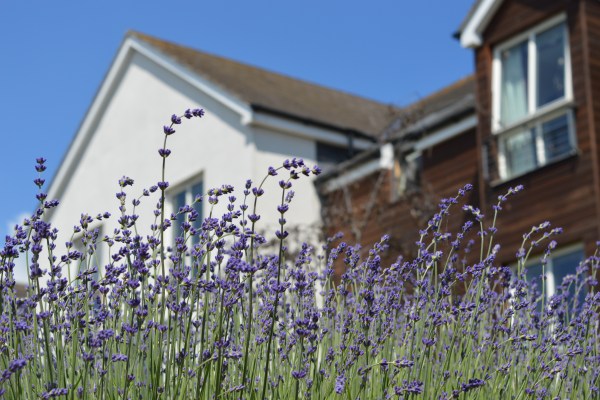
[475, 0, 599, 262]
[320, 0, 600, 276]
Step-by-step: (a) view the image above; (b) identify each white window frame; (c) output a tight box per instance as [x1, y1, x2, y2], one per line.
[492, 14, 576, 180]
[497, 108, 576, 178]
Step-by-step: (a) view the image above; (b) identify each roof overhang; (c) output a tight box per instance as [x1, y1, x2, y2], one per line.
[315, 110, 478, 194]
[250, 111, 375, 150]
[388, 93, 475, 142]
[460, 0, 504, 48]
[317, 143, 394, 193]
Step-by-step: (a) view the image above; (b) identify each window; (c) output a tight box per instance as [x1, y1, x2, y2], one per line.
[524, 245, 585, 305]
[73, 225, 103, 282]
[172, 180, 204, 247]
[493, 15, 575, 180]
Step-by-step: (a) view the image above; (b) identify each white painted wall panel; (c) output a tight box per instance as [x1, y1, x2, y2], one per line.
[46, 50, 323, 280]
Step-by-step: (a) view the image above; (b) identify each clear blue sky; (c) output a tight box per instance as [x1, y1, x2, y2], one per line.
[0, 1, 474, 242]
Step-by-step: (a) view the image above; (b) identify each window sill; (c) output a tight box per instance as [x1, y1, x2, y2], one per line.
[489, 150, 579, 188]
[492, 99, 575, 136]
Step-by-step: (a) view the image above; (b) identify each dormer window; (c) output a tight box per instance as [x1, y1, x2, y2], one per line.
[492, 15, 576, 180]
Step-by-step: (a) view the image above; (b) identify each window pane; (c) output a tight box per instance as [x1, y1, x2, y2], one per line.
[191, 182, 203, 246]
[537, 24, 566, 107]
[552, 248, 585, 306]
[542, 114, 572, 161]
[524, 261, 546, 312]
[92, 226, 102, 282]
[316, 142, 349, 172]
[504, 129, 537, 177]
[501, 41, 528, 126]
[175, 190, 187, 238]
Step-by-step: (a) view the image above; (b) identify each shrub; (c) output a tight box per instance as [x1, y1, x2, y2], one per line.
[0, 110, 598, 399]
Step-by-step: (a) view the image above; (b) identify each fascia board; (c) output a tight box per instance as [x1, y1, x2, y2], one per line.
[321, 158, 383, 193]
[251, 111, 374, 150]
[321, 143, 394, 193]
[413, 115, 477, 151]
[460, 0, 503, 48]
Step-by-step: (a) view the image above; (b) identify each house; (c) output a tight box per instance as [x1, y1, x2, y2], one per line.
[317, 0, 600, 299]
[318, 76, 479, 258]
[43, 31, 399, 277]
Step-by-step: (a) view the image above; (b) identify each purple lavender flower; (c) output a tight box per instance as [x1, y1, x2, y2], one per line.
[41, 388, 68, 399]
[111, 353, 128, 362]
[157, 181, 169, 190]
[394, 358, 415, 368]
[191, 108, 205, 117]
[335, 374, 346, 394]
[158, 148, 171, 158]
[461, 378, 486, 393]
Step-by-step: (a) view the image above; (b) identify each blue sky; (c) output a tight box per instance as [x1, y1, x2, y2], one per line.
[0, 1, 474, 242]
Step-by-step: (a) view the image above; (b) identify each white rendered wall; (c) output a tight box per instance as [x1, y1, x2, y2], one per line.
[251, 126, 320, 239]
[44, 50, 323, 281]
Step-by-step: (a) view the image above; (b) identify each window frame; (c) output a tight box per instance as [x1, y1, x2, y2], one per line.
[497, 108, 577, 179]
[491, 14, 576, 180]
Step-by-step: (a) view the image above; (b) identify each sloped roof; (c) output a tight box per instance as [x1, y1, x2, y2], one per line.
[130, 31, 400, 138]
[456, 0, 505, 47]
[456, 0, 483, 35]
[317, 75, 477, 183]
[403, 75, 475, 117]
[381, 75, 476, 141]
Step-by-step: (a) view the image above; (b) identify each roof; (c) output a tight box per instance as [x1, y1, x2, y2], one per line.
[130, 31, 400, 138]
[456, 0, 482, 36]
[456, 0, 505, 48]
[381, 75, 476, 141]
[317, 75, 477, 183]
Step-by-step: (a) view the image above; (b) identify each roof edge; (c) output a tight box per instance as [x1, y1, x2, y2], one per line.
[251, 104, 377, 142]
[46, 36, 136, 216]
[389, 93, 475, 141]
[47, 34, 257, 218]
[459, 0, 504, 48]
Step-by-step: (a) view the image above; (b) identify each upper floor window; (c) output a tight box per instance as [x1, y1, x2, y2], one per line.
[493, 15, 576, 180]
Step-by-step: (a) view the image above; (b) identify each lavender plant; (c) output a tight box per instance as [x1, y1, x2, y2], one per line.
[0, 110, 599, 399]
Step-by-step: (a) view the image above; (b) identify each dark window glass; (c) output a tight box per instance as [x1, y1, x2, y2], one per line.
[316, 142, 350, 171]
[537, 24, 566, 107]
[542, 114, 572, 161]
[191, 182, 204, 246]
